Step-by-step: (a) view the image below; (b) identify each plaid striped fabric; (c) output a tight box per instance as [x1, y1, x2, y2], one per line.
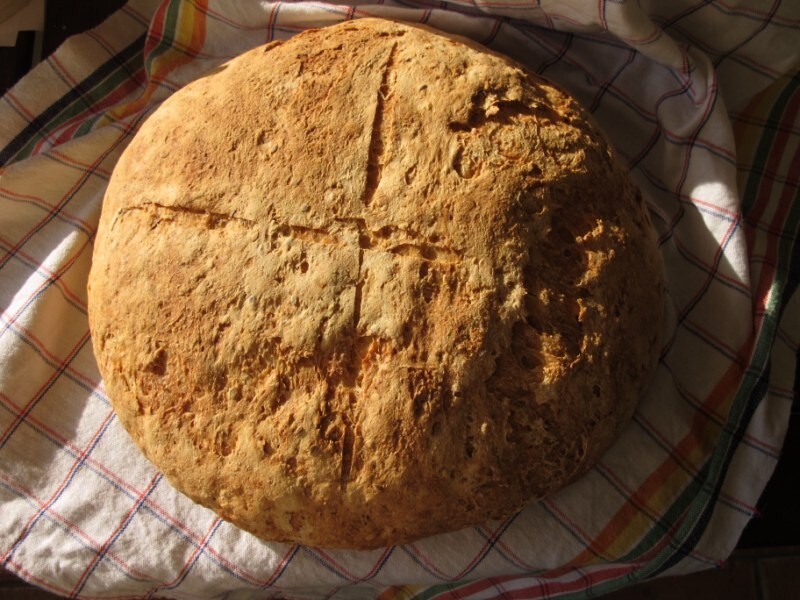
[0, 1, 797, 598]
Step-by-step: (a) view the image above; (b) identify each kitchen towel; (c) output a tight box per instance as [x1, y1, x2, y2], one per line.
[0, 1, 798, 598]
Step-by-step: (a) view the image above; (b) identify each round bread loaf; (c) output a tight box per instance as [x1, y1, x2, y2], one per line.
[88, 18, 664, 549]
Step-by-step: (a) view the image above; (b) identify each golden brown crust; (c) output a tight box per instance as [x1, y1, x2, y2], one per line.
[88, 18, 664, 549]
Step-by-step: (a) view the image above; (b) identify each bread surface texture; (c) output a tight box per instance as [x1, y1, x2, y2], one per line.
[88, 18, 664, 549]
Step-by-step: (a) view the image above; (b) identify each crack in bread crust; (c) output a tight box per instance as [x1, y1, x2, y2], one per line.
[362, 42, 398, 206]
[116, 202, 257, 229]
